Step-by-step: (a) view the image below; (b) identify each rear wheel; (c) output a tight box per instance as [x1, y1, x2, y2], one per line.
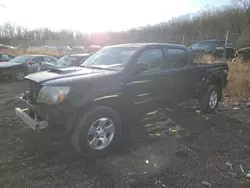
[71, 106, 123, 159]
[199, 85, 220, 113]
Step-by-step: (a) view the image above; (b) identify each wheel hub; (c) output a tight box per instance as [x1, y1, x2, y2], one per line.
[209, 91, 218, 109]
[87, 117, 115, 150]
[96, 127, 105, 137]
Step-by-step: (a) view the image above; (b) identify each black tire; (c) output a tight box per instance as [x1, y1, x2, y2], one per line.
[199, 85, 220, 113]
[71, 106, 123, 159]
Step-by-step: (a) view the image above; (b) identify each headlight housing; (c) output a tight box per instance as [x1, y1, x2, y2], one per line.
[37, 86, 70, 105]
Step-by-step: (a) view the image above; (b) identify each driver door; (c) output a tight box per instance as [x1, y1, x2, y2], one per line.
[125, 48, 165, 114]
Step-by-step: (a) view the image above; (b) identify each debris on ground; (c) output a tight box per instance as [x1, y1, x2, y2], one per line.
[246, 172, 250, 178]
[168, 129, 177, 133]
[168, 125, 182, 134]
[232, 107, 240, 110]
[240, 164, 245, 173]
[195, 110, 201, 113]
[233, 102, 239, 106]
[225, 162, 233, 172]
[155, 180, 166, 187]
[228, 172, 237, 178]
[201, 181, 211, 187]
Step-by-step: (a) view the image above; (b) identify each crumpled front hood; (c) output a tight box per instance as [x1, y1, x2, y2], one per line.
[0, 62, 21, 68]
[25, 66, 108, 83]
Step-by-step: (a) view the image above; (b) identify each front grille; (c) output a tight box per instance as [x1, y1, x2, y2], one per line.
[29, 80, 42, 102]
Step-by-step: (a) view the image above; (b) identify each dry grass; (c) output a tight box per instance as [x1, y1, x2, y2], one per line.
[225, 61, 250, 98]
[195, 54, 217, 64]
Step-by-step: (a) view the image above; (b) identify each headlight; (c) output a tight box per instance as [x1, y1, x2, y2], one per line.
[37, 86, 70, 104]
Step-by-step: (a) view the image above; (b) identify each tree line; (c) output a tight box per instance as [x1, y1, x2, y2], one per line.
[0, 0, 250, 48]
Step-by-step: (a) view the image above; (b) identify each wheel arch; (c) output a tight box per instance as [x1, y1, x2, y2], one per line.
[207, 73, 223, 100]
[67, 95, 127, 134]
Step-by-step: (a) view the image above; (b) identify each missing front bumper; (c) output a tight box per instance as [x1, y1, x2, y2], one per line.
[15, 107, 48, 131]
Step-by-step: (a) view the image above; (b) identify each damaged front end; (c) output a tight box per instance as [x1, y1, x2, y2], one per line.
[15, 90, 49, 132]
[15, 79, 75, 133]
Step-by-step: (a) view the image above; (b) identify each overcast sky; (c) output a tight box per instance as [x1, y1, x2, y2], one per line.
[0, 0, 230, 32]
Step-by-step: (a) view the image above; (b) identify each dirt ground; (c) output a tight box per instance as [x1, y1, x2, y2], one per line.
[0, 81, 250, 188]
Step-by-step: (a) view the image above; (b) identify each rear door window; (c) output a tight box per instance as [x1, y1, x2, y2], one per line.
[163, 48, 188, 69]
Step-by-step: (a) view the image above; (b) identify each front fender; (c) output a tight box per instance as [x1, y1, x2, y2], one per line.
[66, 91, 127, 134]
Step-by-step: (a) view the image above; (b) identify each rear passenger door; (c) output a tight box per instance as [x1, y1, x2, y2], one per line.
[162, 47, 196, 101]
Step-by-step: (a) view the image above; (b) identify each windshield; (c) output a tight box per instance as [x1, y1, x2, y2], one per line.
[56, 55, 87, 67]
[9, 55, 32, 64]
[81, 46, 137, 71]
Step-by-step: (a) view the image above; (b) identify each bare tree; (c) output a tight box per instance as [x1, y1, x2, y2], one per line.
[231, 0, 250, 24]
[16, 26, 24, 39]
[1, 23, 16, 39]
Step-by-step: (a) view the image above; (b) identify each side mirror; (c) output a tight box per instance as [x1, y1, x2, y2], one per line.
[136, 62, 147, 73]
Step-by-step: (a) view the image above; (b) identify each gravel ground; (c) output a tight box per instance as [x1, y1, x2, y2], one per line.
[0, 81, 250, 188]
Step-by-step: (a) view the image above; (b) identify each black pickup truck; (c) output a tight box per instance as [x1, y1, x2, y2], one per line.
[15, 43, 228, 158]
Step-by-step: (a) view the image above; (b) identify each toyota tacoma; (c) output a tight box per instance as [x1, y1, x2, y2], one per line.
[15, 43, 229, 158]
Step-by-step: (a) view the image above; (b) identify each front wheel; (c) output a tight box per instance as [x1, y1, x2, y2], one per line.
[71, 106, 123, 159]
[199, 85, 220, 113]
